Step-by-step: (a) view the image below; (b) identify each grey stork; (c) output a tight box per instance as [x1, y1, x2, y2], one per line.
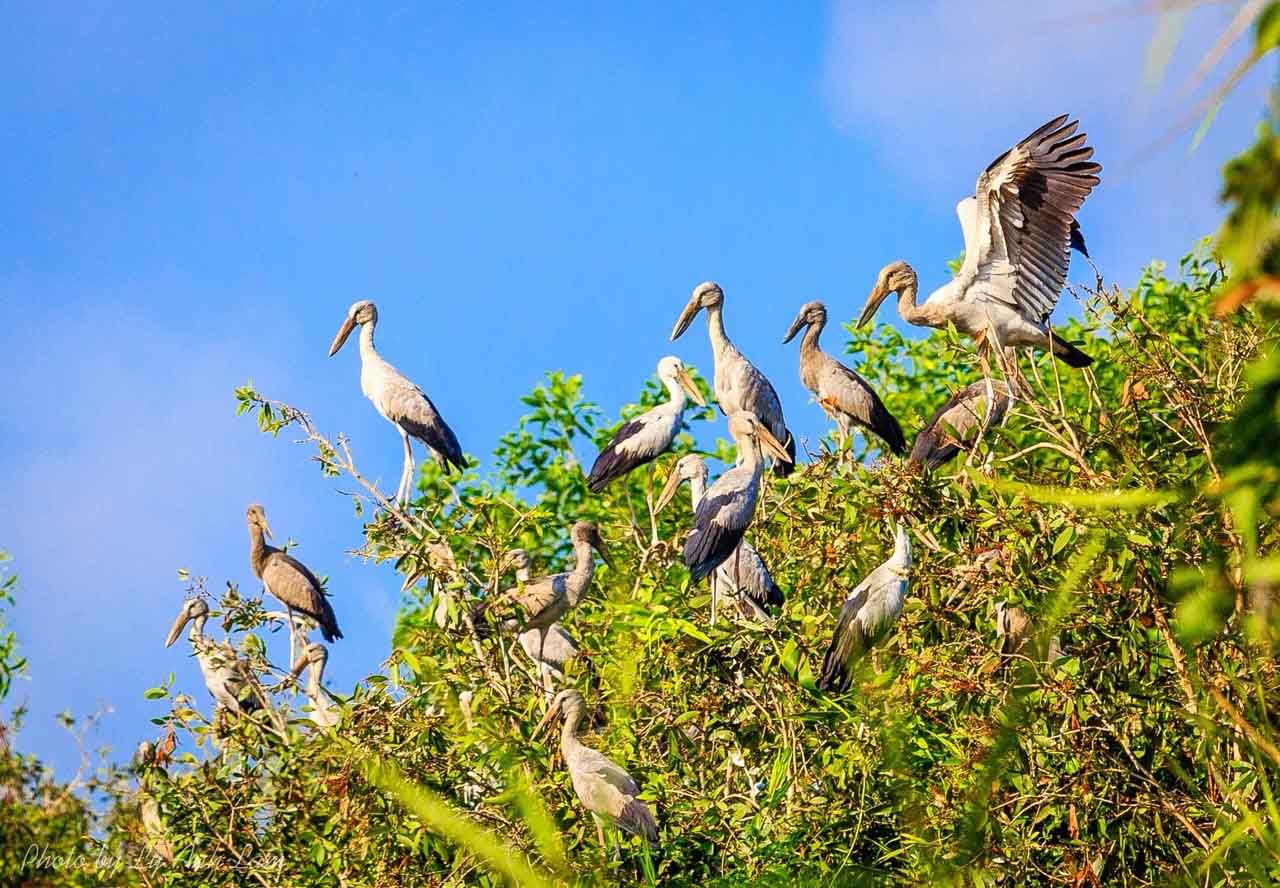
[670, 281, 796, 475]
[782, 300, 906, 456]
[657, 453, 783, 620]
[910, 380, 1013, 470]
[587, 356, 705, 492]
[289, 642, 338, 728]
[245, 505, 342, 671]
[818, 523, 912, 692]
[503, 549, 583, 691]
[534, 689, 659, 850]
[471, 522, 610, 665]
[856, 116, 1099, 367]
[163, 598, 262, 716]
[328, 299, 466, 505]
[682, 412, 791, 624]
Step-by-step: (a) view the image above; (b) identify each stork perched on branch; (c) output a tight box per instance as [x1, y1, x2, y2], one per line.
[783, 300, 905, 456]
[856, 116, 1100, 367]
[163, 598, 261, 716]
[910, 380, 1013, 470]
[587, 356, 705, 492]
[328, 299, 466, 504]
[671, 281, 796, 475]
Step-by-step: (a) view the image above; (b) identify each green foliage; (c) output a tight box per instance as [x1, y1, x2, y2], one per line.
[0, 551, 25, 702]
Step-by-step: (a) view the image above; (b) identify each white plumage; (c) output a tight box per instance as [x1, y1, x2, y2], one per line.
[163, 598, 261, 717]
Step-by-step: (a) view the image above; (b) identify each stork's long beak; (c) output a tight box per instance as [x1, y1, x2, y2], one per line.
[591, 532, 614, 569]
[757, 426, 792, 464]
[676, 367, 706, 406]
[782, 310, 808, 344]
[328, 316, 357, 357]
[655, 467, 684, 513]
[857, 280, 891, 329]
[164, 609, 191, 648]
[532, 699, 562, 740]
[670, 297, 702, 341]
[261, 517, 274, 540]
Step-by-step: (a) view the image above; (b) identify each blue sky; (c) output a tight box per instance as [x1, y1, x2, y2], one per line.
[0, 2, 1270, 778]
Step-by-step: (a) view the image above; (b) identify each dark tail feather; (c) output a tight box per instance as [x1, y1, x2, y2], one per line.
[870, 403, 907, 456]
[1070, 219, 1088, 257]
[1049, 331, 1092, 368]
[468, 602, 494, 640]
[817, 654, 850, 693]
[909, 430, 961, 472]
[771, 431, 797, 477]
[618, 798, 659, 848]
[763, 576, 785, 610]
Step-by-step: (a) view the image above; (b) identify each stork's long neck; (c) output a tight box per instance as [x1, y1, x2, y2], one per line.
[307, 660, 324, 703]
[686, 473, 707, 510]
[800, 318, 825, 356]
[247, 525, 271, 578]
[704, 304, 733, 360]
[190, 614, 207, 644]
[565, 539, 596, 606]
[736, 438, 765, 481]
[896, 278, 930, 326]
[560, 706, 585, 757]
[359, 320, 380, 365]
[661, 376, 686, 411]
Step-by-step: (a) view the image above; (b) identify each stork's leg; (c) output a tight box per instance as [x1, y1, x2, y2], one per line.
[593, 814, 608, 864]
[397, 427, 415, 507]
[286, 605, 297, 679]
[709, 572, 718, 627]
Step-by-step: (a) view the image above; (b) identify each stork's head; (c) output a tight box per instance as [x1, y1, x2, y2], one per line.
[656, 356, 706, 406]
[727, 411, 792, 465]
[328, 300, 379, 356]
[245, 503, 273, 539]
[892, 521, 912, 569]
[533, 688, 587, 738]
[858, 261, 917, 328]
[656, 453, 709, 512]
[134, 740, 155, 769]
[570, 520, 612, 568]
[500, 548, 534, 583]
[670, 281, 724, 341]
[164, 597, 210, 648]
[782, 300, 828, 344]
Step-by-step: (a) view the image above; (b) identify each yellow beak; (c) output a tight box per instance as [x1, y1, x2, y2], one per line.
[655, 467, 684, 513]
[532, 700, 562, 740]
[164, 609, 191, 648]
[676, 367, 706, 407]
[669, 297, 702, 341]
[757, 425, 792, 464]
[328, 316, 358, 356]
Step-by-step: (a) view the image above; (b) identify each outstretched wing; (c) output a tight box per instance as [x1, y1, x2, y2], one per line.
[958, 116, 1101, 324]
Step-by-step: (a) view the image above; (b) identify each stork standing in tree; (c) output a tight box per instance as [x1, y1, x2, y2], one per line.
[164, 598, 262, 717]
[818, 524, 912, 693]
[503, 549, 583, 693]
[657, 453, 783, 621]
[682, 412, 791, 625]
[856, 116, 1099, 368]
[911, 380, 1013, 471]
[671, 282, 796, 475]
[782, 300, 906, 457]
[289, 642, 339, 728]
[245, 504, 342, 668]
[534, 689, 659, 853]
[328, 299, 466, 505]
[470, 522, 610, 665]
[587, 356, 705, 492]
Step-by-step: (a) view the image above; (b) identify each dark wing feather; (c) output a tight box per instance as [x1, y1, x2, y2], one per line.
[684, 492, 747, 583]
[836, 365, 906, 455]
[618, 798, 659, 848]
[587, 419, 649, 492]
[975, 116, 1101, 323]
[264, 552, 343, 642]
[817, 590, 869, 692]
[771, 429, 797, 478]
[398, 388, 466, 473]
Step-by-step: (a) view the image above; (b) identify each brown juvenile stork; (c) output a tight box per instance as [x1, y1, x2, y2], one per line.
[470, 522, 610, 664]
[503, 549, 583, 693]
[245, 505, 342, 669]
[782, 300, 906, 456]
[911, 380, 1013, 470]
[328, 299, 466, 505]
[534, 689, 659, 851]
[671, 282, 797, 475]
[856, 116, 1099, 367]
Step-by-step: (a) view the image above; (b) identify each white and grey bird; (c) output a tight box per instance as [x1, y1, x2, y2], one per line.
[910, 380, 1013, 470]
[328, 299, 466, 505]
[133, 741, 174, 864]
[163, 598, 262, 716]
[471, 522, 610, 665]
[587, 356, 706, 492]
[818, 523, 912, 693]
[534, 689, 659, 849]
[856, 116, 1099, 367]
[246, 505, 342, 664]
[657, 453, 783, 620]
[682, 412, 791, 624]
[671, 282, 797, 475]
[503, 550, 583, 690]
[782, 300, 906, 456]
[995, 601, 1063, 662]
[289, 642, 338, 728]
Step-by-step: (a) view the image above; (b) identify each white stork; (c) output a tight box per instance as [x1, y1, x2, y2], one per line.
[783, 300, 906, 456]
[328, 299, 466, 505]
[163, 598, 262, 716]
[818, 523, 912, 693]
[910, 380, 1013, 470]
[671, 282, 796, 475]
[856, 116, 1099, 367]
[657, 453, 783, 621]
[587, 356, 706, 492]
[289, 642, 339, 728]
[534, 689, 659, 850]
[682, 412, 791, 624]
